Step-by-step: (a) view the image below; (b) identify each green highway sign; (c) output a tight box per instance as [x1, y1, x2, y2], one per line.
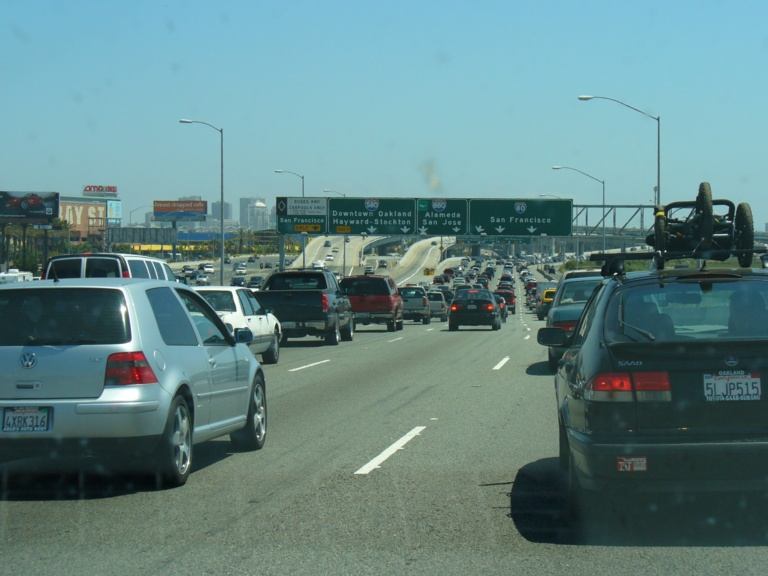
[416, 198, 468, 235]
[468, 199, 572, 236]
[328, 198, 416, 235]
[276, 197, 328, 234]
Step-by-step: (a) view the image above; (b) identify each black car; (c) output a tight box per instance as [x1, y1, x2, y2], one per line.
[230, 276, 246, 287]
[538, 263, 768, 519]
[448, 288, 502, 331]
[247, 275, 263, 289]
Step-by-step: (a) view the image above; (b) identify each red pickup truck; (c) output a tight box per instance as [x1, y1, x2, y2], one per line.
[340, 275, 404, 332]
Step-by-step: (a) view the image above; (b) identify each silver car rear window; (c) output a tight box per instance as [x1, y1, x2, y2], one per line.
[0, 288, 131, 346]
[84, 258, 121, 278]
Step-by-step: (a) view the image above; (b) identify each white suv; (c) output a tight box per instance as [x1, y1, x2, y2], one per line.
[43, 253, 178, 282]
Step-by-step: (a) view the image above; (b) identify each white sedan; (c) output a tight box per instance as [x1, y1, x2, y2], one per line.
[195, 286, 282, 364]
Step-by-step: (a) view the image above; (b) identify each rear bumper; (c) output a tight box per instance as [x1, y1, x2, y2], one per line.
[353, 311, 394, 324]
[449, 312, 497, 326]
[569, 429, 768, 493]
[281, 320, 329, 337]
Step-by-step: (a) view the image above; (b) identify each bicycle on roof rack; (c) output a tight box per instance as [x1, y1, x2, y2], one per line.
[644, 181, 755, 268]
[588, 184, 763, 274]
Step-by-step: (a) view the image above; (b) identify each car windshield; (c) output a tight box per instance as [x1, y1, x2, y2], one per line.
[557, 279, 602, 304]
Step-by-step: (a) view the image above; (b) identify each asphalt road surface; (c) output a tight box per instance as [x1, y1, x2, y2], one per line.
[2, 271, 768, 575]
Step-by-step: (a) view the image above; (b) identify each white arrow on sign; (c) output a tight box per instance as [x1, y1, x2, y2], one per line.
[400, 226, 411, 234]
[494, 226, 505, 234]
[367, 226, 377, 233]
[452, 226, 462, 233]
[418, 226, 428, 235]
[527, 226, 537, 234]
[475, 225, 485, 234]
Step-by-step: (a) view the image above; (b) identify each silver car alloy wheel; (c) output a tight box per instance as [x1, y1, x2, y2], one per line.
[172, 401, 192, 476]
[252, 383, 266, 441]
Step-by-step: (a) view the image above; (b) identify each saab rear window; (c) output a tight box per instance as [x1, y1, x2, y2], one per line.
[198, 290, 237, 312]
[341, 278, 388, 295]
[85, 258, 121, 278]
[605, 280, 768, 343]
[0, 288, 130, 345]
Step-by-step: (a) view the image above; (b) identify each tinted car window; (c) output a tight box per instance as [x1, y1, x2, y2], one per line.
[128, 259, 151, 278]
[146, 287, 198, 346]
[428, 292, 445, 302]
[198, 290, 237, 312]
[340, 277, 388, 295]
[48, 259, 81, 279]
[85, 258, 121, 278]
[177, 290, 229, 346]
[605, 279, 768, 343]
[557, 279, 602, 304]
[237, 289, 255, 315]
[0, 288, 130, 345]
[399, 287, 425, 298]
[268, 274, 327, 290]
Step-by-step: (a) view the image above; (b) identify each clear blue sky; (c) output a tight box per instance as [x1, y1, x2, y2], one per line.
[3, 0, 768, 226]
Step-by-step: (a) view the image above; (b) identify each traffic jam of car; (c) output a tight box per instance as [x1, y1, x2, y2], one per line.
[2, 192, 768, 538]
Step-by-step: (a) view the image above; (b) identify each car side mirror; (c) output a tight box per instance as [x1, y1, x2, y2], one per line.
[537, 327, 568, 347]
[234, 327, 254, 344]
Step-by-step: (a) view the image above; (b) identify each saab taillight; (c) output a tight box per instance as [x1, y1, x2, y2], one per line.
[105, 352, 158, 386]
[553, 320, 577, 333]
[585, 371, 671, 402]
[321, 293, 330, 313]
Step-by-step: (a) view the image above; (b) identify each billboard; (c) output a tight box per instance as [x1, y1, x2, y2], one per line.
[0, 191, 59, 223]
[153, 200, 208, 222]
[83, 185, 118, 198]
[59, 197, 107, 239]
[106, 200, 122, 226]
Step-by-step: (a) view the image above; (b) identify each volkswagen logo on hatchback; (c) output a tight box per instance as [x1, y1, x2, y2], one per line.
[20, 353, 37, 369]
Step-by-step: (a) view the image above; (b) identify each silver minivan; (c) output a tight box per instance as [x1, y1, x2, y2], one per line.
[0, 279, 267, 486]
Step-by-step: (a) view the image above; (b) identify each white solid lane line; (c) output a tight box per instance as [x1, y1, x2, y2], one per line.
[288, 359, 331, 372]
[354, 426, 427, 475]
[524, 334, 531, 340]
[493, 357, 510, 371]
[387, 337, 404, 343]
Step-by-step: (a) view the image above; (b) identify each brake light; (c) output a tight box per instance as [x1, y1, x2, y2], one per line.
[321, 293, 330, 313]
[121, 269, 131, 278]
[450, 303, 459, 312]
[585, 372, 671, 402]
[486, 303, 495, 311]
[105, 352, 158, 386]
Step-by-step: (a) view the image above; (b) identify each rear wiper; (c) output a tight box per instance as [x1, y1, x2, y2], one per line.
[619, 320, 656, 342]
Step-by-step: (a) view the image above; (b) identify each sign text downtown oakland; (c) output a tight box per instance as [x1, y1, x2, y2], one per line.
[332, 209, 413, 226]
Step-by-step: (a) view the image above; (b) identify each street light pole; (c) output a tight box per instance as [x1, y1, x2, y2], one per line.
[129, 205, 151, 226]
[552, 165, 606, 252]
[274, 170, 305, 198]
[275, 169, 307, 267]
[179, 118, 225, 286]
[578, 94, 661, 206]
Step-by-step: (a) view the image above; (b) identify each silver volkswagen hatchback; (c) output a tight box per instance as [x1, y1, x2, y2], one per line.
[0, 279, 267, 487]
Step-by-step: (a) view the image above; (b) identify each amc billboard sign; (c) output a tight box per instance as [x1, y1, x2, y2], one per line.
[83, 185, 118, 198]
[153, 200, 208, 222]
[0, 191, 59, 223]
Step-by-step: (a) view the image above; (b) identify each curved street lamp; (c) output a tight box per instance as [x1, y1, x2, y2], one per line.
[578, 95, 660, 206]
[179, 118, 225, 286]
[274, 169, 305, 198]
[552, 165, 606, 252]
